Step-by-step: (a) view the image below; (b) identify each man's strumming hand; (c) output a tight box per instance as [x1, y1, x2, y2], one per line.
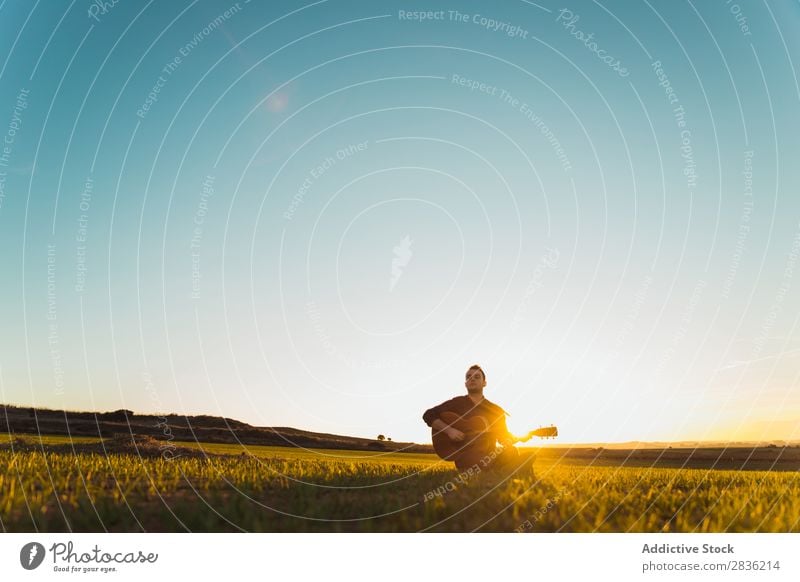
[446, 427, 465, 442]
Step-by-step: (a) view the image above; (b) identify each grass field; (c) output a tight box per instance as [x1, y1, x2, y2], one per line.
[1, 433, 798, 532]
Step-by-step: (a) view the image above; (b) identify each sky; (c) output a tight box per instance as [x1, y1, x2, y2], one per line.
[1, 0, 799, 445]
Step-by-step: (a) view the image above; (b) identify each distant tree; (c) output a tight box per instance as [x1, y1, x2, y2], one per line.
[387, 437, 392, 441]
[377, 434, 385, 441]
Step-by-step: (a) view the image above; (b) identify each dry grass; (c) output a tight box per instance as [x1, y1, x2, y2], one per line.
[0, 437, 798, 532]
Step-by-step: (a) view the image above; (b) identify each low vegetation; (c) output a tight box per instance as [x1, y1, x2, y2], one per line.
[1, 433, 797, 532]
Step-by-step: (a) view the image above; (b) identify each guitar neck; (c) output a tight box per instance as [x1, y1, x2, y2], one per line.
[463, 426, 558, 443]
[517, 427, 559, 442]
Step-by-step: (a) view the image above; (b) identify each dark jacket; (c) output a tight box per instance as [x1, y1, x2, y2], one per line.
[422, 395, 512, 443]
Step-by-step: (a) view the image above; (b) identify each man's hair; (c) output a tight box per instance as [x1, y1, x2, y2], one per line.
[466, 364, 485, 381]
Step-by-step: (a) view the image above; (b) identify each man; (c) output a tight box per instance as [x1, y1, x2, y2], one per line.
[423, 364, 521, 471]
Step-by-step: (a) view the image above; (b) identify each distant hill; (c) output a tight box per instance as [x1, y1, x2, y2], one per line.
[532, 445, 800, 472]
[4, 404, 795, 456]
[531, 439, 800, 449]
[0, 404, 434, 454]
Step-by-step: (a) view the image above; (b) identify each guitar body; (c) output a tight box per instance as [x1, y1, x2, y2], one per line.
[431, 411, 496, 464]
[431, 410, 559, 468]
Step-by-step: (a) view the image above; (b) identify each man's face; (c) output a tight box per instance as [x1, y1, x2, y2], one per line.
[465, 368, 486, 392]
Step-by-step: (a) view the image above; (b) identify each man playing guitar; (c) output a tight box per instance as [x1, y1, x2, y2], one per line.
[423, 364, 522, 471]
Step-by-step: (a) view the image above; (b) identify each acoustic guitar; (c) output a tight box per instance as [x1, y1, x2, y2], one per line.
[431, 410, 558, 463]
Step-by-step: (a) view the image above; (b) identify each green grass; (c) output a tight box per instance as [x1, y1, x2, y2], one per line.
[0, 432, 431, 462]
[174, 439, 438, 464]
[1, 439, 798, 532]
[0, 432, 104, 446]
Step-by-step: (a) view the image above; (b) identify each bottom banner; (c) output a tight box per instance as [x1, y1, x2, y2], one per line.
[1, 533, 796, 580]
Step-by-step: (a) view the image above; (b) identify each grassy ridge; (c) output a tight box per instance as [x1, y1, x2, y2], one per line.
[0, 404, 430, 452]
[1, 438, 798, 532]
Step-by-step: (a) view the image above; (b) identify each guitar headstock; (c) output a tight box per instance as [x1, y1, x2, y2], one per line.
[523, 425, 558, 441]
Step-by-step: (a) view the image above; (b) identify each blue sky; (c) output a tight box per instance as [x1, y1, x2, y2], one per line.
[1, 0, 799, 444]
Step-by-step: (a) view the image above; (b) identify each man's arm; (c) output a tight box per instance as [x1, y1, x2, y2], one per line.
[494, 409, 516, 446]
[423, 399, 465, 441]
[422, 398, 457, 428]
[430, 417, 449, 433]
[430, 417, 465, 442]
